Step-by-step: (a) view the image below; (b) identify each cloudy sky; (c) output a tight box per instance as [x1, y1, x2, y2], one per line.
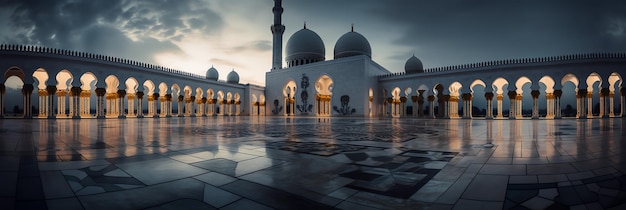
[1, 0, 625, 86]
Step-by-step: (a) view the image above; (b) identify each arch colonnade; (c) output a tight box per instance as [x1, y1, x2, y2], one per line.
[379, 54, 626, 119]
[0, 45, 266, 119]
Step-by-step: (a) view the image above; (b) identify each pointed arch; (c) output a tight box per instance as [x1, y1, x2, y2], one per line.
[448, 82, 462, 96]
[539, 76, 555, 94]
[561, 73, 579, 88]
[492, 77, 509, 95]
[33, 68, 49, 89]
[539, 76, 556, 118]
[125, 77, 138, 94]
[143, 80, 155, 96]
[492, 77, 509, 118]
[105, 75, 120, 93]
[80, 72, 97, 91]
[79, 72, 97, 117]
[515, 76, 531, 94]
[608, 72, 622, 92]
[4, 66, 25, 82]
[469, 80, 486, 92]
[56, 70, 74, 90]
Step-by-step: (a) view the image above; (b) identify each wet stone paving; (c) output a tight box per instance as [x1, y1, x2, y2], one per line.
[0, 117, 625, 209]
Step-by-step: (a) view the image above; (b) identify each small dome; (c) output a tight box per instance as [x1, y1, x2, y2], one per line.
[285, 25, 325, 67]
[405, 55, 424, 74]
[334, 28, 371, 59]
[206, 66, 219, 81]
[226, 70, 239, 84]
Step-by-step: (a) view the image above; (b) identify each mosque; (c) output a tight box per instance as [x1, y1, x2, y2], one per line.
[0, 0, 623, 119]
[263, 0, 624, 119]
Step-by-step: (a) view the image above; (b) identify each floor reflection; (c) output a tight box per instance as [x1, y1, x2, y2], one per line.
[1, 117, 624, 209]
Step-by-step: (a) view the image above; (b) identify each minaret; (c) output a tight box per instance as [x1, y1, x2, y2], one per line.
[271, 0, 285, 71]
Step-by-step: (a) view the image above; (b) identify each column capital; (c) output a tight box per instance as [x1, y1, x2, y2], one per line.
[22, 84, 34, 94]
[70, 86, 82, 96]
[507, 91, 517, 99]
[600, 88, 610, 96]
[484, 92, 494, 100]
[95, 88, 106, 97]
[531, 90, 540, 98]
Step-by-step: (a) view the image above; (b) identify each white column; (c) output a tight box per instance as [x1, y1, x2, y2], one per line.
[587, 92, 593, 117]
[497, 94, 504, 118]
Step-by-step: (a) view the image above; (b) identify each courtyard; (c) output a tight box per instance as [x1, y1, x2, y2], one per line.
[0, 117, 625, 209]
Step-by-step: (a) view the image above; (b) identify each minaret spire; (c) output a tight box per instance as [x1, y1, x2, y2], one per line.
[271, 0, 285, 70]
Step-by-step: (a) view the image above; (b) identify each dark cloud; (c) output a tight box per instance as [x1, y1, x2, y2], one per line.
[79, 25, 180, 64]
[0, 0, 223, 64]
[369, 0, 626, 67]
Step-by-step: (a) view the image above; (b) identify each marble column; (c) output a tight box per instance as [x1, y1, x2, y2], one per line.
[127, 93, 135, 117]
[411, 95, 418, 117]
[443, 95, 450, 119]
[117, 90, 126, 118]
[508, 91, 517, 119]
[418, 90, 425, 117]
[577, 89, 587, 119]
[57, 89, 67, 117]
[22, 84, 34, 118]
[587, 91, 593, 117]
[81, 90, 91, 117]
[46, 86, 57, 119]
[189, 96, 196, 117]
[95, 88, 106, 118]
[609, 91, 615, 117]
[545, 92, 554, 119]
[428, 95, 435, 119]
[496, 94, 504, 118]
[400, 96, 407, 117]
[201, 97, 207, 116]
[38, 89, 47, 117]
[600, 88, 609, 118]
[177, 95, 184, 117]
[461, 93, 472, 119]
[136, 92, 144, 118]
[70, 87, 81, 119]
[554, 90, 562, 119]
[152, 93, 160, 118]
[448, 95, 459, 118]
[516, 94, 523, 118]
[484, 92, 494, 119]
[531, 90, 540, 119]
[619, 87, 626, 117]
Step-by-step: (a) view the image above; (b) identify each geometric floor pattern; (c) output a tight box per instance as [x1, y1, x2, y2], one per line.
[340, 150, 458, 199]
[1, 117, 625, 209]
[505, 174, 626, 209]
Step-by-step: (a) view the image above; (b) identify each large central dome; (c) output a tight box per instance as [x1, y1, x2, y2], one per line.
[334, 28, 371, 59]
[285, 26, 325, 67]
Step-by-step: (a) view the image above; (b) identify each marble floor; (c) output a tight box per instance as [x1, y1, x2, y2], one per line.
[0, 117, 625, 210]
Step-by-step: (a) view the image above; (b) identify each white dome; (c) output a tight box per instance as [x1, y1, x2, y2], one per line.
[226, 70, 239, 84]
[334, 29, 371, 59]
[206, 66, 219, 81]
[405, 55, 424, 74]
[285, 26, 325, 67]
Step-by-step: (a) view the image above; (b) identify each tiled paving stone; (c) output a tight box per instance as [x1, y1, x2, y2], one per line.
[339, 150, 458, 199]
[265, 141, 380, 156]
[62, 164, 145, 195]
[2, 117, 626, 209]
[504, 175, 626, 209]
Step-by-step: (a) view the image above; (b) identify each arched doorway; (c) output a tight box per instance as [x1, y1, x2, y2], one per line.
[314, 75, 332, 116]
[283, 80, 296, 116]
